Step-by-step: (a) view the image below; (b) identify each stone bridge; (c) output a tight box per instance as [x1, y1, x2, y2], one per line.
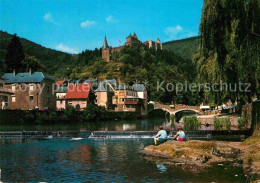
[152, 103, 201, 115]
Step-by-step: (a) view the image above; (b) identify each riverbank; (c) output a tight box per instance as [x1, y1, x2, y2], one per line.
[144, 134, 260, 179]
[0, 105, 141, 125]
[241, 129, 260, 177]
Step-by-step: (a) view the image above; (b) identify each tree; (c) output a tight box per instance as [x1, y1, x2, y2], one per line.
[22, 55, 45, 72]
[196, 0, 260, 106]
[5, 34, 25, 72]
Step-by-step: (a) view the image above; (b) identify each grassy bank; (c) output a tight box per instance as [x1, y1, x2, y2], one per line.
[241, 128, 260, 177]
[144, 131, 260, 180]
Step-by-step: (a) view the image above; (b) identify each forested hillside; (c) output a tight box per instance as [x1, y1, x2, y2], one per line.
[163, 36, 200, 60]
[0, 31, 77, 74]
[0, 29, 203, 104]
[67, 44, 201, 104]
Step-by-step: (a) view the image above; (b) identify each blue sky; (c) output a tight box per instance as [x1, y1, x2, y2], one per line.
[0, 0, 203, 54]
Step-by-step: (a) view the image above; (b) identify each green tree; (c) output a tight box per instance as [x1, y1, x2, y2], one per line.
[22, 55, 45, 72]
[5, 33, 25, 72]
[196, 0, 260, 106]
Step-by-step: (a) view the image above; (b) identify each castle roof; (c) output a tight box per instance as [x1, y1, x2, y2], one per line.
[133, 32, 138, 39]
[102, 36, 109, 50]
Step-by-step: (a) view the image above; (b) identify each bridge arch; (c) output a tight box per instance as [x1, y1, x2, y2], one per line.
[147, 108, 169, 116]
[173, 109, 200, 115]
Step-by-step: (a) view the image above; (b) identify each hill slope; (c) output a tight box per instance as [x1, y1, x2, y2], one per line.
[163, 36, 200, 60]
[0, 30, 77, 75]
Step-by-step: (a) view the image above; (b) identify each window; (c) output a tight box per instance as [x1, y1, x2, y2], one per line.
[30, 96, 34, 102]
[47, 86, 50, 93]
[12, 85, 16, 91]
[12, 96, 16, 102]
[30, 85, 34, 91]
[60, 100, 63, 104]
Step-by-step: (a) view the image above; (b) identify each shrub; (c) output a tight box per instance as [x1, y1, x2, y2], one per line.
[183, 115, 201, 130]
[24, 110, 35, 123]
[214, 117, 231, 130]
[60, 105, 79, 122]
[238, 117, 247, 129]
[82, 104, 107, 122]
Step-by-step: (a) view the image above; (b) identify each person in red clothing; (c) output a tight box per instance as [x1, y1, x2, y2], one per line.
[173, 126, 186, 141]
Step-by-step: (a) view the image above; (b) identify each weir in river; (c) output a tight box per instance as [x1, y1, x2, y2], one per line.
[0, 129, 251, 141]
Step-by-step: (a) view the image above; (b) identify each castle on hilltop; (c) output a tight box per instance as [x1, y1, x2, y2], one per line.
[102, 33, 162, 62]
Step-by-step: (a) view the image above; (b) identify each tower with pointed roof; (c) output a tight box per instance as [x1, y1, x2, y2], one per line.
[102, 36, 110, 62]
[133, 32, 138, 39]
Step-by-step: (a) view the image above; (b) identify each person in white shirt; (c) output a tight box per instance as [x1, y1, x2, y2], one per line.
[1, 100, 5, 110]
[154, 126, 168, 145]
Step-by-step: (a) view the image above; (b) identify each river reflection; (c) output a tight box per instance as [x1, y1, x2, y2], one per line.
[0, 118, 174, 132]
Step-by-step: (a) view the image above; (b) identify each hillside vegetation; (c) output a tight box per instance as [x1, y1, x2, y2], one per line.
[163, 36, 200, 60]
[69, 44, 201, 104]
[0, 31, 77, 75]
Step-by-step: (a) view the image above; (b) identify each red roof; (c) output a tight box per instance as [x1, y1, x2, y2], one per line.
[56, 80, 65, 87]
[66, 84, 92, 99]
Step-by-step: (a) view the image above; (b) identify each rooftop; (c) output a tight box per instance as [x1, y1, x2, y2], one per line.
[2, 72, 55, 84]
[66, 83, 92, 99]
[132, 84, 146, 91]
[95, 79, 117, 92]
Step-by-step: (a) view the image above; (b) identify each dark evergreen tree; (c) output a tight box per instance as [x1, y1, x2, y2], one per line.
[5, 33, 25, 72]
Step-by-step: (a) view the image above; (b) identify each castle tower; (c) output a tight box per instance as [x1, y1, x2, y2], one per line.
[102, 36, 110, 62]
[157, 38, 160, 43]
[157, 37, 163, 50]
[133, 32, 138, 39]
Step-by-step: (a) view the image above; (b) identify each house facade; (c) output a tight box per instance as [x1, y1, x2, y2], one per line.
[132, 84, 148, 115]
[65, 83, 92, 110]
[56, 86, 68, 110]
[2, 72, 56, 110]
[55, 80, 69, 110]
[0, 77, 13, 109]
[95, 79, 117, 110]
[113, 84, 144, 113]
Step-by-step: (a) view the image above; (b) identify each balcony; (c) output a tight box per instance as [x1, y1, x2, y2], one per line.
[123, 98, 143, 105]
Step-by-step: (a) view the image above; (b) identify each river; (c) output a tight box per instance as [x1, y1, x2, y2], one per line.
[0, 118, 247, 182]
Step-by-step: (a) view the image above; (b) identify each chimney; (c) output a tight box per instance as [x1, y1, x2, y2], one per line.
[13, 69, 16, 76]
[29, 68, 32, 75]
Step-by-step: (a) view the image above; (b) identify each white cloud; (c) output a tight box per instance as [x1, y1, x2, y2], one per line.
[165, 25, 196, 41]
[44, 13, 58, 25]
[80, 20, 95, 28]
[55, 44, 78, 54]
[106, 15, 117, 23]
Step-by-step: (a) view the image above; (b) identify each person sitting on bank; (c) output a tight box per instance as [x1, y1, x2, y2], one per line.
[173, 126, 186, 141]
[154, 126, 167, 145]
